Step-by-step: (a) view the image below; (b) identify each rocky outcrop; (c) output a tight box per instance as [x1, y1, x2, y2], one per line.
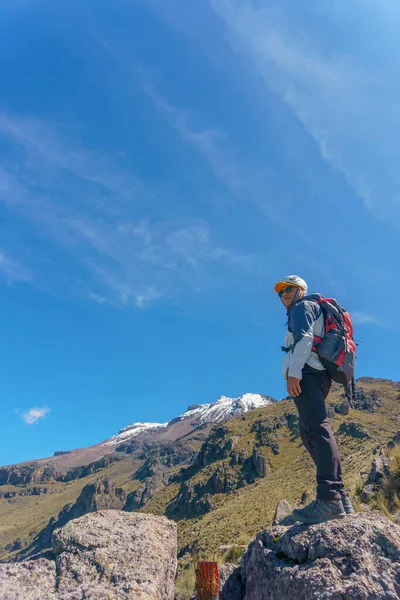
[335, 399, 350, 415]
[0, 511, 177, 600]
[15, 477, 126, 560]
[387, 429, 400, 450]
[0, 464, 62, 486]
[167, 421, 272, 518]
[337, 421, 370, 439]
[238, 511, 400, 599]
[357, 449, 394, 504]
[0, 486, 56, 499]
[168, 450, 269, 518]
[251, 449, 268, 478]
[0, 454, 121, 487]
[271, 500, 293, 526]
[219, 563, 242, 600]
[368, 450, 393, 484]
[53, 511, 177, 600]
[251, 413, 298, 455]
[342, 386, 383, 413]
[124, 442, 200, 510]
[0, 559, 56, 600]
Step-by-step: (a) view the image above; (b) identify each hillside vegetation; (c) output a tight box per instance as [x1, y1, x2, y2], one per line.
[0, 377, 399, 581]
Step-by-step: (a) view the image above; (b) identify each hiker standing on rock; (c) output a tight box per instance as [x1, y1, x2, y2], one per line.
[275, 275, 355, 523]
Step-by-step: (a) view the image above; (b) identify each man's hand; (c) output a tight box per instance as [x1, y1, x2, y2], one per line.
[287, 376, 302, 398]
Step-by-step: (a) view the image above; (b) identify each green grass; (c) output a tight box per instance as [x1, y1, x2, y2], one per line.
[1, 378, 399, 571]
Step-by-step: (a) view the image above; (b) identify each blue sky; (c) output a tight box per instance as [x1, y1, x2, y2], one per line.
[0, 0, 399, 466]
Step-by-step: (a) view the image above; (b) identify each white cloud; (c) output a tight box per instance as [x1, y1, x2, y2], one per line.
[143, 84, 247, 195]
[351, 311, 384, 327]
[208, 0, 400, 226]
[0, 112, 263, 307]
[18, 406, 51, 425]
[0, 250, 31, 284]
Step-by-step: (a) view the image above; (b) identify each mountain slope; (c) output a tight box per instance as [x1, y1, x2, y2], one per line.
[0, 392, 274, 559]
[0, 379, 399, 568]
[140, 378, 400, 566]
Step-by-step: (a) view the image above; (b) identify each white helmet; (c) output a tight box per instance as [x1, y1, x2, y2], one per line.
[274, 275, 308, 295]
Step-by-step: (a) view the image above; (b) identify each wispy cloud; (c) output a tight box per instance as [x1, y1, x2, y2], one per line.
[208, 0, 400, 227]
[351, 311, 385, 327]
[0, 111, 262, 307]
[0, 250, 31, 284]
[143, 85, 246, 193]
[143, 83, 303, 232]
[18, 406, 51, 425]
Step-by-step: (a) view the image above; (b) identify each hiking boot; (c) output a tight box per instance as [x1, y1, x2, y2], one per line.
[291, 498, 346, 524]
[340, 495, 355, 514]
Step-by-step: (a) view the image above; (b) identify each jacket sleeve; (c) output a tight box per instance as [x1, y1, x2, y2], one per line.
[287, 301, 320, 379]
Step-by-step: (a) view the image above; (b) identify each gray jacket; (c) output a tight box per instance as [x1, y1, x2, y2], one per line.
[282, 294, 325, 380]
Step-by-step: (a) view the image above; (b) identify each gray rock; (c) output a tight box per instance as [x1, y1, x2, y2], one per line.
[16, 477, 126, 560]
[217, 544, 247, 557]
[53, 510, 177, 600]
[387, 429, 400, 450]
[0, 558, 56, 599]
[360, 483, 375, 503]
[219, 563, 242, 600]
[368, 450, 393, 484]
[338, 421, 370, 439]
[335, 400, 350, 415]
[252, 450, 268, 478]
[272, 500, 293, 526]
[240, 511, 400, 599]
[300, 491, 312, 505]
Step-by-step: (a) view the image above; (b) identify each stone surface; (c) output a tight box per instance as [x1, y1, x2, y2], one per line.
[52, 510, 177, 600]
[335, 400, 350, 415]
[219, 563, 242, 600]
[272, 500, 293, 526]
[368, 450, 393, 484]
[16, 477, 126, 560]
[0, 511, 177, 599]
[360, 483, 375, 503]
[338, 421, 370, 439]
[240, 511, 400, 600]
[0, 558, 56, 599]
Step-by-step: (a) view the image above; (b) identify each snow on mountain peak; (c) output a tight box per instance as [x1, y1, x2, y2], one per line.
[103, 393, 274, 447]
[179, 392, 274, 426]
[104, 422, 167, 446]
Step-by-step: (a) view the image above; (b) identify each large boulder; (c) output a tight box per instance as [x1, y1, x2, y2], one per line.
[368, 450, 393, 484]
[0, 559, 56, 599]
[240, 511, 400, 599]
[219, 563, 242, 600]
[15, 477, 126, 559]
[0, 511, 177, 600]
[53, 510, 177, 600]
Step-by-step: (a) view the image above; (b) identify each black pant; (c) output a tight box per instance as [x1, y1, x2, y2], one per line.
[293, 366, 344, 501]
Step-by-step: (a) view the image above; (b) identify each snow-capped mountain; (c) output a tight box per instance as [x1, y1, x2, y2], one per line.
[179, 393, 273, 426]
[104, 422, 168, 446]
[104, 393, 275, 447]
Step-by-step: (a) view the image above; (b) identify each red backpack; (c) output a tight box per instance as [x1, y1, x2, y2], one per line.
[311, 295, 356, 385]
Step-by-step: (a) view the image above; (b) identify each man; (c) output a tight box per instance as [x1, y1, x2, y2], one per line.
[275, 275, 354, 524]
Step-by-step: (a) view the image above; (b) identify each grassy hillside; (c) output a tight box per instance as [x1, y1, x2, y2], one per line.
[142, 379, 400, 567]
[0, 377, 399, 579]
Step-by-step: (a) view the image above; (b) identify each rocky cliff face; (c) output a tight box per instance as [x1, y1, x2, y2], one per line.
[167, 424, 270, 518]
[0, 454, 122, 486]
[0, 511, 177, 600]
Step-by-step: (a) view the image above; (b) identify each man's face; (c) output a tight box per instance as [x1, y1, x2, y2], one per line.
[279, 286, 299, 308]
